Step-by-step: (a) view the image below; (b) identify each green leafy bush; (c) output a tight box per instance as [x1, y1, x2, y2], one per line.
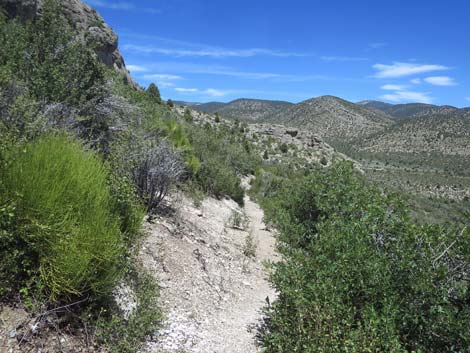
[0, 134, 124, 300]
[256, 162, 469, 352]
[0, 0, 105, 106]
[187, 124, 261, 205]
[107, 170, 145, 246]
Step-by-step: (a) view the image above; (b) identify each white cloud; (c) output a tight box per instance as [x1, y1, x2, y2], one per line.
[174, 88, 198, 93]
[369, 42, 387, 49]
[122, 44, 307, 58]
[86, 0, 134, 10]
[205, 89, 227, 97]
[174, 87, 229, 97]
[423, 76, 457, 86]
[321, 56, 368, 62]
[86, 1, 160, 13]
[131, 62, 329, 81]
[381, 84, 407, 91]
[380, 91, 433, 104]
[142, 74, 183, 81]
[140, 74, 183, 88]
[127, 64, 148, 73]
[410, 78, 421, 84]
[373, 62, 448, 78]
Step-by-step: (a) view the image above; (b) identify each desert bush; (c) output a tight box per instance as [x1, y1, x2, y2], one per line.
[107, 170, 145, 246]
[228, 210, 249, 230]
[133, 142, 185, 213]
[0, 0, 105, 106]
[187, 124, 261, 205]
[243, 232, 257, 258]
[0, 134, 123, 300]
[256, 162, 469, 352]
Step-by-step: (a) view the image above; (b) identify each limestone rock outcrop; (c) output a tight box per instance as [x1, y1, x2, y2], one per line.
[0, 0, 139, 89]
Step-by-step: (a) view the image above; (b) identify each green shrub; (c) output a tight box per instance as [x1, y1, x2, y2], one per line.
[0, 134, 124, 300]
[186, 124, 261, 205]
[0, 0, 105, 106]
[256, 162, 469, 352]
[107, 170, 145, 246]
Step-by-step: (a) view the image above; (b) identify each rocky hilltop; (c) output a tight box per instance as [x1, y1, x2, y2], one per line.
[0, 0, 138, 88]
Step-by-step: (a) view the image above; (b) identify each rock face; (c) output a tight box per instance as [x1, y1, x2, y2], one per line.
[0, 0, 139, 89]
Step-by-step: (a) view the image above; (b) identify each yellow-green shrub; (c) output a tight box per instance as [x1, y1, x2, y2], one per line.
[0, 134, 123, 300]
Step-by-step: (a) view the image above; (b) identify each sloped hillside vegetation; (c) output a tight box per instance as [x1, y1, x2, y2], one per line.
[0, 1, 262, 351]
[252, 162, 469, 352]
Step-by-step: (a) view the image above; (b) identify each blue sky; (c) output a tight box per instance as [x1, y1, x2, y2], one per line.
[86, 0, 469, 106]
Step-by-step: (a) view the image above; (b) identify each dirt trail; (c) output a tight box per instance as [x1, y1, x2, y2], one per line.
[139, 191, 278, 353]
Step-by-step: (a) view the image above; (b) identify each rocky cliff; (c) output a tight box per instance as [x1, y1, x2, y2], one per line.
[0, 0, 139, 89]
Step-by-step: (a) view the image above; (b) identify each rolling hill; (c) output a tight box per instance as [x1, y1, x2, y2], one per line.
[357, 100, 464, 119]
[194, 98, 293, 120]
[260, 95, 393, 143]
[356, 113, 470, 157]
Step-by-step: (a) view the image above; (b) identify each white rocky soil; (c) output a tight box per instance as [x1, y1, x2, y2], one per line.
[139, 185, 278, 353]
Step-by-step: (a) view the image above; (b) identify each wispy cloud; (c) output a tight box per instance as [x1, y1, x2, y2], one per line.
[380, 91, 432, 104]
[410, 78, 421, 84]
[373, 62, 449, 78]
[466, 97, 470, 102]
[321, 56, 368, 62]
[369, 42, 387, 49]
[123, 44, 306, 58]
[127, 64, 149, 73]
[423, 76, 457, 86]
[175, 88, 198, 93]
[86, 0, 135, 10]
[86, 1, 160, 13]
[142, 74, 183, 81]
[379, 79, 432, 103]
[140, 73, 183, 88]
[174, 87, 228, 97]
[132, 62, 330, 82]
[381, 84, 408, 91]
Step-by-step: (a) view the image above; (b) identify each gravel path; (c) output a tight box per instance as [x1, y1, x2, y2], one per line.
[139, 192, 278, 353]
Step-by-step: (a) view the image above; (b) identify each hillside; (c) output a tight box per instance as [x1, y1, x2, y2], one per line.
[1, 1, 469, 353]
[356, 114, 470, 156]
[194, 98, 293, 120]
[357, 100, 464, 119]
[260, 95, 393, 143]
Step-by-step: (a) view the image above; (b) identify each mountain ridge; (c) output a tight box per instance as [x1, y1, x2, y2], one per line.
[192, 98, 293, 120]
[259, 95, 393, 142]
[357, 100, 468, 119]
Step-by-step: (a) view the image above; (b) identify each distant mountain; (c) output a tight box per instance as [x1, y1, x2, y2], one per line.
[190, 101, 227, 113]
[356, 113, 470, 156]
[174, 101, 202, 107]
[260, 95, 393, 142]
[194, 98, 293, 120]
[357, 100, 462, 119]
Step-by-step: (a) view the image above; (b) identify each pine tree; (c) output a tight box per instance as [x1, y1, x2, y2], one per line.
[147, 83, 161, 104]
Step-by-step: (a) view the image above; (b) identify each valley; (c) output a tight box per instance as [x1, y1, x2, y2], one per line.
[186, 96, 470, 224]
